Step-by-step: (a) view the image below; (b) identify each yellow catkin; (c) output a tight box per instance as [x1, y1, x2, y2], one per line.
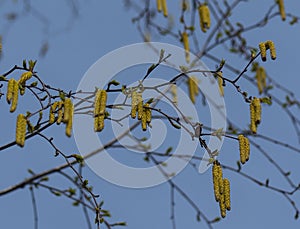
[56, 101, 64, 125]
[144, 103, 151, 123]
[253, 97, 261, 124]
[219, 192, 226, 218]
[18, 71, 33, 85]
[212, 162, 221, 202]
[223, 178, 231, 211]
[259, 42, 267, 61]
[244, 136, 250, 162]
[250, 97, 262, 134]
[198, 4, 210, 32]
[63, 98, 72, 123]
[16, 114, 27, 147]
[49, 102, 59, 124]
[182, 31, 190, 63]
[137, 93, 143, 120]
[171, 84, 178, 105]
[141, 110, 147, 131]
[256, 67, 266, 94]
[131, 91, 138, 119]
[217, 72, 224, 96]
[94, 89, 106, 132]
[259, 41, 276, 61]
[10, 79, 19, 113]
[99, 90, 107, 115]
[65, 102, 74, 137]
[161, 0, 168, 17]
[156, 0, 162, 12]
[97, 115, 105, 131]
[18, 71, 33, 96]
[278, 0, 286, 21]
[188, 77, 198, 104]
[6, 78, 15, 104]
[191, 76, 199, 96]
[238, 134, 246, 164]
[266, 40, 276, 60]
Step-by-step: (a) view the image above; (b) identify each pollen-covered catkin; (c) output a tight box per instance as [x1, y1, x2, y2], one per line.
[131, 91, 138, 119]
[137, 93, 143, 120]
[250, 101, 257, 134]
[259, 41, 276, 61]
[219, 192, 226, 218]
[56, 101, 64, 125]
[253, 97, 261, 124]
[161, 0, 168, 17]
[141, 111, 147, 131]
[156, 0, 162, 12]
[94, 89, 107, 132]
[266, 40, 276, 60]
[238, 134, 250, 164]
[188, 76, 198, 104]
[10, 79, 19, 113]
[63, 98, 72, 123]
[256, 66, 266, 94]
[212, 162, 221, 202]
[244, 136, 250, 161]
[259, 42, 267, 61]
[18, 71, 33, 85]
[198, 4, 210, 32]
[238, 134, 246, 164]
[99, 90, 107, 115]
[217, 71, 224, 96]
[18, 71, 33, 96]
[182, 31, 190, 63]
[16, 114, 27, 147]
[65, 102, 74, 137]
[278, 0, 286, 21]
[144, 103, 152, 123]
[49, 102, 59, 124]
[223, 178, 231, 211]
[6, 78, 15, 104]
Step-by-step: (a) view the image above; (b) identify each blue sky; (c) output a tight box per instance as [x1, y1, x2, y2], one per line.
[0, 1, 300, 229]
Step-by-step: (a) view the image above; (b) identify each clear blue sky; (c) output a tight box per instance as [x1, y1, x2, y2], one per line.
[0, 1, 300, 229]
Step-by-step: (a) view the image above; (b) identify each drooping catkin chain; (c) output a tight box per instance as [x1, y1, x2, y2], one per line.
[16, 114, 27, 147]
[198, 4, 211, 32]
[250, 97, 261, 134]
[256, 66, 266, 94]
[277, 0, 286, 21]
[238, 134, 250, 164]
[259, 40, 276, 61]
[182, 31, 190, 63]
[212, 161, 231, 218]
[94, 89, 107, 132]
